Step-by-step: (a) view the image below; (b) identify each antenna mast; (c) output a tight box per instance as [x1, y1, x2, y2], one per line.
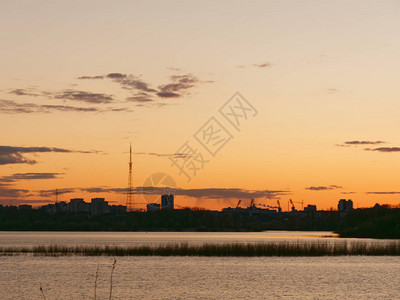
[126, 143, 134, 211]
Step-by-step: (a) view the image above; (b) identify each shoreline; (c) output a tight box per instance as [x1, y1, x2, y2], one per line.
[2, 241, 400, 257]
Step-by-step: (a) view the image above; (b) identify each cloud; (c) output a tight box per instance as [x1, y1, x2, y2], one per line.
[365, 147, 400, 152]
[336, 141, 387, 147]
[35, 186, 290, 201]
[253, 62, 272, 68]
[78, 71, 211, 105]
[158, 74, 199, 97]
[103, 73, 157, 93]
[173, 188, 288, 199]
[0, 146, 94, 165]
[9, 88, 44, 97]
[54, 90, 113, 104]
[0, 187, 30, 198]
[106, 73, 127, 79]
[38, 188, 76, 197]
[156, 91, 181, 98]
[0, 173, 63, 183]
[306, 185, 342, 191]
[134, 152, 192, 159]
[366, 191, 400, 195]
[345, 141, 385, 145]
[40, 104, 99, 112]
[77, 75, 104, 79]
[0, 100, 131, 114]
[0, 199, 53, 206]
[126, 93, 155, 103]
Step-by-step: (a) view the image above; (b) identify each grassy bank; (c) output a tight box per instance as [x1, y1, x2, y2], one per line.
[2, 241, 400, 256]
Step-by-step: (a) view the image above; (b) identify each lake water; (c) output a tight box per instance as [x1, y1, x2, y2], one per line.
[0, 231, 399, 299]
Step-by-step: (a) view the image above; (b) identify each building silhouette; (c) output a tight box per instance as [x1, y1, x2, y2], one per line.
[147, 203, 161, 212]
[338, 199, 353, 212]
[69, 198, 90, 213]
[161, 194, 174, 210]
[91, 198, 110, 215]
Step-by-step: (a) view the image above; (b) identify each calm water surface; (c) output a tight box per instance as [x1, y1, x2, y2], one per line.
[0, 231, 399, 299]
[0, 231, 339, 247]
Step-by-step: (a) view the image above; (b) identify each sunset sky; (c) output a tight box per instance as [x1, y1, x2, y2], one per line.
[1, 0, 400, 210]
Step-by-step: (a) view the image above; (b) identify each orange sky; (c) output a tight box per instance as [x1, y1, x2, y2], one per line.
[1, 1, 400, 211]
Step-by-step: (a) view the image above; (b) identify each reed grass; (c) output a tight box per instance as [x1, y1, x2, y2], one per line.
[1, 241, 400, 257]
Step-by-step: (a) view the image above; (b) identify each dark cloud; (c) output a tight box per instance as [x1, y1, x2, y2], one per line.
[106, 73, 127, 79]
[345, 141, 385, 145]
[365, 147, 400, 152]
[103, 73, 157, 93]
[0, 173, 63, 183]
[54, 90, 113, 104]
[156, 92, 181, 98]
[253, 62, 272, 68]
[77, 72, 211, 105]
[119, 78, 157, 93]
[306, 185, 342, 191]
[0, 146, 94, 165]
[157, 74, 199, 97]
[366, 191, 400, 195]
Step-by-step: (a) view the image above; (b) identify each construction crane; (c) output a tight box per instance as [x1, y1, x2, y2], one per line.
[289, 199, 295, 211]
[277, 200, 282, 213]
[293, 200, 304, 210]
[236, 200, 241, 208]
[249, 198, 255, 208]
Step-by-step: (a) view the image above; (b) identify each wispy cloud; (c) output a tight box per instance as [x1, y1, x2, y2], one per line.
[336, 140, 386, 147]
[345, 141, 385, 145]
[0, 100, 132, 114]
[54, 90, 113, 104]
[0, 187, 30, 198]
[79, 71, 211, 105]
[9, 88, 47, 97]
[36, 186, 290, 200]
[366, 191, 400, 195]
[134, 152, 192, 159]
[0, 146, 95, 165]
[253, 62, 273, 68]
[306, 185, 342, 191]
[77, 75, 104, 80]
[0, 173, 64, 183]
[365, 147, 400, 152]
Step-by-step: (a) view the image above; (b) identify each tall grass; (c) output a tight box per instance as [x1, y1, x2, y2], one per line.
[2, 241, 400, 256]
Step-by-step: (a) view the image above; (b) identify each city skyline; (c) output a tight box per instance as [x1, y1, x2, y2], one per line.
[2, 1, 400, 210]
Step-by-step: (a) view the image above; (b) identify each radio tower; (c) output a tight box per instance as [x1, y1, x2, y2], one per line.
[126, 143, 134, 212]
